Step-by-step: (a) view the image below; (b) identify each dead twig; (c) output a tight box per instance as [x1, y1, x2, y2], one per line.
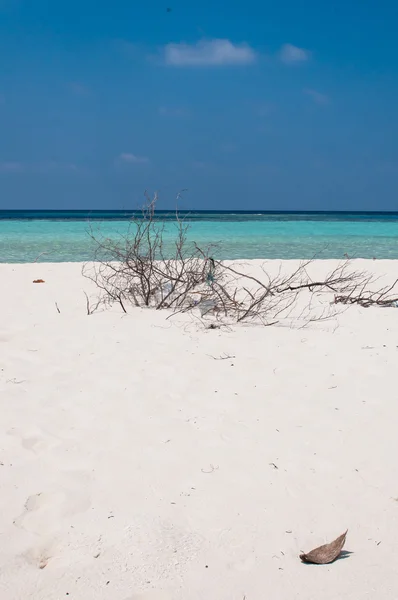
[83, 291, 102, 315]
[33, 250, 55, 263]
[201, 464, 219, 474]
[84, 291, 91, 315]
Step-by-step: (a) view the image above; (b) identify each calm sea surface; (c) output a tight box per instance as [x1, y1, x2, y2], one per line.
[1, 210, 398, 262]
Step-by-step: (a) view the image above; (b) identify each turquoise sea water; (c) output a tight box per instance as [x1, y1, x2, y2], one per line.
[1, 211, 398, 262]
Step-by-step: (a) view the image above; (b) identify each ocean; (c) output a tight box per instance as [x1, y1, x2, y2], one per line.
[1, 210, 398, 262]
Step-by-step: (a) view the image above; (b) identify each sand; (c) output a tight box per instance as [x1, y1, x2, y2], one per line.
[1, 260, 398, 599]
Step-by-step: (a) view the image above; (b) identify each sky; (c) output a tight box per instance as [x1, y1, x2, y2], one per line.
[1, 0, 398, 210]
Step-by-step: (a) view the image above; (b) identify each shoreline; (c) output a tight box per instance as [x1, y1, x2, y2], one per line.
[4, 256, 398, 264]
[1, 260, 398, 598]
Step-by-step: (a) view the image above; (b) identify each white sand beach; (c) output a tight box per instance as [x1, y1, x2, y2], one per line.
[1, 260, 398, 599]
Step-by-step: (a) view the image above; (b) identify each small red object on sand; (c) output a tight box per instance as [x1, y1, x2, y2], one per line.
[33, 279, 45, 283]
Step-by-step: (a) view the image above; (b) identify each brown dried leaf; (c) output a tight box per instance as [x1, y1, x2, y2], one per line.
[33, 279, 45, 284]
[300, 530, 347, 564]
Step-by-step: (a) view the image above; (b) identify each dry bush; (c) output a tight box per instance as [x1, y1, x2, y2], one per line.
[83, 194, 222, 315]
[83, 194, 398, 326]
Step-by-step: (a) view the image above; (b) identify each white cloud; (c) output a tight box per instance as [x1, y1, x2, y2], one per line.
[118, 153, 149, 164]
[279, 44, 310, 65]
[304, 89, 329, 104]
[163, 38, 257, 67]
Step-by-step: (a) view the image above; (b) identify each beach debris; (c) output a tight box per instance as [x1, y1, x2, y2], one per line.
[33, 279, 45, 283]
[208, 353, 235, 360]
[199, 298, 217, 317]
[39, 557, 49, 569]
[201, 464, 219, 474]
[300, 530, 347, 564]
[206, 258, 215, 285]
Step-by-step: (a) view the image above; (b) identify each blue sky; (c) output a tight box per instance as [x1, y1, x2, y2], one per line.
[1, 0, 398, 210]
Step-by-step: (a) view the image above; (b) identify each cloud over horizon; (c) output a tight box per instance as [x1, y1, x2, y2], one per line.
[279, 43, 310, 64]
[163, 39, 257, 67]
[118, 153, 149, 165]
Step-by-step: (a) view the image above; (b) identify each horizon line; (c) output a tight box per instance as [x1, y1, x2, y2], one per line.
[2, 209, 398, 215]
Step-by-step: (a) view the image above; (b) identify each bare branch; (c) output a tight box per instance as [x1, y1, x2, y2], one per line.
[83, 193, 397, 327]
